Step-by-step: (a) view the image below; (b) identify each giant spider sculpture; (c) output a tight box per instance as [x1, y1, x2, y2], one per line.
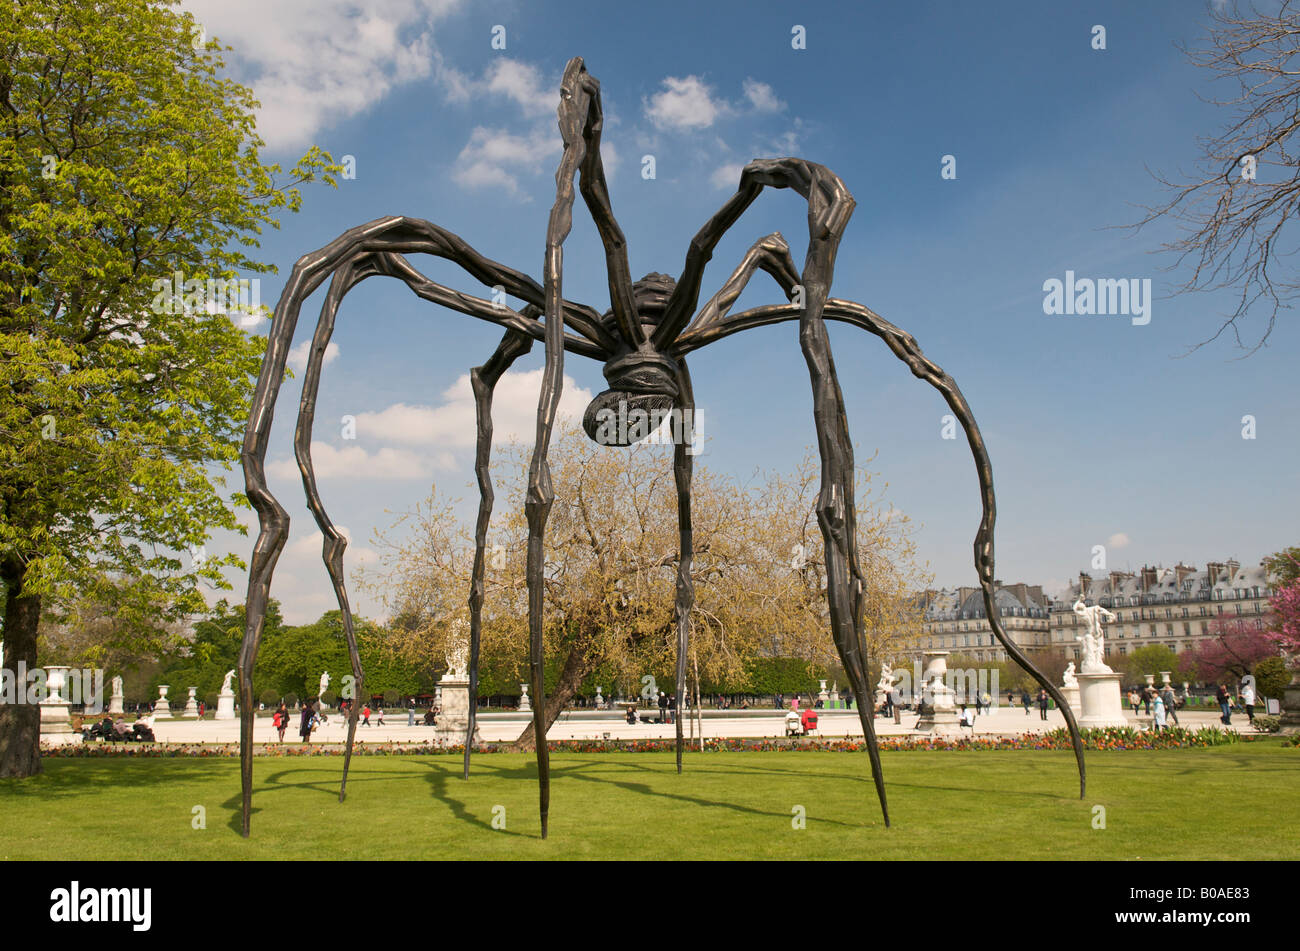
[237, 57, 1086, 838]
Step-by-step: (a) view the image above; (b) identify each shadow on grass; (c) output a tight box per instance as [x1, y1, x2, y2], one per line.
[550, 755, 876, 830]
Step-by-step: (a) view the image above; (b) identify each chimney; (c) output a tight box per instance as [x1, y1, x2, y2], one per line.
[1206, 561, 1223, 586]
[1226, 559, 1240, 583]
[1140, 566, 1158, 592]
[1078, 572, 1091, 599]
[1174, 562, 1196, 587]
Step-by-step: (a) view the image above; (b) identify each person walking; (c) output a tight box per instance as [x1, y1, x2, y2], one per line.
[1128, 688, 1141, 714]
[408, 698, 416, 727]
[1159, 684, 1179, 727]
[1022, 691, 1031, 716]
[1215, 683, 1232, 725]
[657, 690, 668, 724]
[275, 701, 289, 742]
[299, 701, 314, 745]
[1037, 688, 1049, 721]
[362, 704, 371, 727]
[1240, 680, 1256, 725]
[1154, 693, 1168, 732]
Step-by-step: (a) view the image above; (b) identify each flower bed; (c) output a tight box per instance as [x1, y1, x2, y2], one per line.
[40, 726, 1266, 757]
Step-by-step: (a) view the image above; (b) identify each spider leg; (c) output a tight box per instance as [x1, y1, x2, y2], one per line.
[800, 286, 893, 828]
[240, 217, 609, 838]
[675, 298, 1089, 800]
[518, 57, 601, 840]
[466, 326, 536, 780]
[295, 252, 383, 805]
[570, 60, 642, 349]
[658, 160, 894, 824]
[671, 361, 696, 774]
[294, 253, 552, 800]
[691, 232, 801, 331]
[654, 158, 853, 350]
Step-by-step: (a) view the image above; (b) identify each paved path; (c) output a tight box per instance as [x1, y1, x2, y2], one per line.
[142, 705, 1253, 746]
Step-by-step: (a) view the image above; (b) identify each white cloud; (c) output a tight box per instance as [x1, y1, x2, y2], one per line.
[181, 0, 459, 151]
[267, 443, 450, 481]
[482, 59, 557, 117]
[452, 125, 560, 195]
[265, 369, 593, 483]
[743, 79, 784, 113]
[287, 340, 340, 373]
[270, 528, 381, 624]
[710, 162, 746, 190]
[1107, 532, 1131, 550]
[355, 368, 593, 448]
[287, 527, 379, 568]
[645, 76, 727, 130]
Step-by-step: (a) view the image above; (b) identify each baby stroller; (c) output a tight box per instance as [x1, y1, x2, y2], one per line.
[787, 708, 819, 737]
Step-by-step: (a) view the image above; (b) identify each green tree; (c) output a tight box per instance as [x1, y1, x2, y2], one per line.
[0, 0, 337, 776]
[1263, 546, 1300, 587]
[1123, 645, 1181, 680]
[1254, 656, 1290, 700]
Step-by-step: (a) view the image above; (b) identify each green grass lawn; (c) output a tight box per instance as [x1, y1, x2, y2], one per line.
[2, 743, 1296, 859]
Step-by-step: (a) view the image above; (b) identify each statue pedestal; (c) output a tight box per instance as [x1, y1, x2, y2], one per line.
[215, 690, 236, 721]
[1059, 683, 1081, 716]
[434, 676, 482, 746]
[183, 686, 199, 718]
[39, 666, 79, 745]
[40, 706, 81, 746]
[913, 681, 962, 734]
[153, 685, 172, 719]
[912, 651, 963, 734]
[1076, 671, 1127, 729]
[107, 689, 125, 716]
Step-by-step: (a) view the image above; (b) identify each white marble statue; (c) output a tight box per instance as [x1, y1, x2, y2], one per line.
[1072, 596, 1116, 673]
[876, 662, 900, 694]
[1063, 661, 1077, 687]
[447, 642, 468, 679]
[318, 671, 330, 698]
[111, 675, 124, 697]
[221, 669, 236, 694]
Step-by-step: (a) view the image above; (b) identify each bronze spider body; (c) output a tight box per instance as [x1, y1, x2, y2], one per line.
[237, 57, 1085, 838]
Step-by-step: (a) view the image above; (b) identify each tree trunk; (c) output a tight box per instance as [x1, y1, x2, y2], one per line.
[0, 561, 42, 778]
[510, 639, 599, 752]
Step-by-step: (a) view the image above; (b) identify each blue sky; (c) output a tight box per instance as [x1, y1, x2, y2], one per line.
[183, 0, 1300, 622]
